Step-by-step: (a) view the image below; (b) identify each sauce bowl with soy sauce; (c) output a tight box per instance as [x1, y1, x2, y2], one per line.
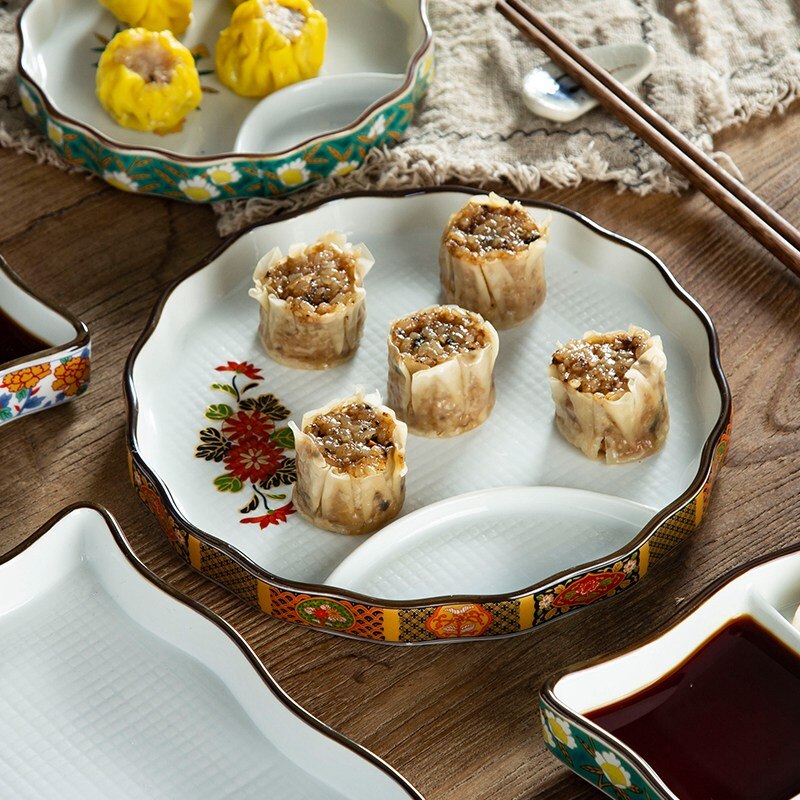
[539, 543, 800, 800]
[0, 256, 90, 425]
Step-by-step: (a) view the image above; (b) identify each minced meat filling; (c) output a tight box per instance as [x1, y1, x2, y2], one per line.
[444, 201, 539, 259]
[265, 242, 357, 314]
[262, 2, 306, 40]
[391, 306, 489, 368]
[117, 42, 176, 84]
[553, 331, 648, 395]
[305, 402, 395, 476]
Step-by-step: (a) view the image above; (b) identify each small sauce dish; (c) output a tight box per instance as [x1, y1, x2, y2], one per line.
[540, 544, 800, 799]
[0, 256, 90, 424]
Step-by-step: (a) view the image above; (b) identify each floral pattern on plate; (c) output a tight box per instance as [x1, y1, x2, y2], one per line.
[538, 701, 659, 799]
[0, 347, 90, 425]
[194, 360, 296, 529]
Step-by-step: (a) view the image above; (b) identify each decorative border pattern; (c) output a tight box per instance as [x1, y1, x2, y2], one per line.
[538, 699, 663, 799]
[16, 3, 434, 202]
[129, 419, 730, 643]
[124, 185, 733, 644]
[0, 346, 91, 424]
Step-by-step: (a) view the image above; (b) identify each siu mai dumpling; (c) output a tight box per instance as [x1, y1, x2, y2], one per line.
[289, 390, 407, 535]
[215, 0, 327, 98]
[387, 305, 499, 438]
[249, 231, 374, 369]
[440, 193, 549, 329]
[548, 325, 669, 463]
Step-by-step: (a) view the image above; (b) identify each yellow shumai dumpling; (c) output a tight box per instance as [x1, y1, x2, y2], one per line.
[99, 0, 193, 35]
[96, 28, 202, 134]
[215, 0, 327, 98]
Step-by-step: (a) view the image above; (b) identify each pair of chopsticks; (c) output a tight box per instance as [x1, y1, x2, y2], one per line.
[496, 0, 800, 275]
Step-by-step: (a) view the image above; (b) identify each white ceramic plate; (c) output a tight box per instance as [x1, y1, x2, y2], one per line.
[0, 504, 423, 799]
[541, 546, 800, 799]
[126, 186, 731, 643]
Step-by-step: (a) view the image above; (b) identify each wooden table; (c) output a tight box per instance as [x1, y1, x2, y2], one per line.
[2, 107, 799, 799]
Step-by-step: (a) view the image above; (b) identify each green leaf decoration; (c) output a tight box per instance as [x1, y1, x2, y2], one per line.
[239, 393, 290, 420]
[205, 403, 234, 420]
[195, 427, 229, 462]
[238, 495, 260, 514]
[15, 389, 28, 401]
[270, 426, 295, 450]
[259, 458, 296, 489]
[213, 474, 243, 492]
[0, 408, 13, 421]
[211, 382, 237, 397]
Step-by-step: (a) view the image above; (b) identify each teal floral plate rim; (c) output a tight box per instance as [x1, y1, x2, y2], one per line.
[15, 0, 433, 202]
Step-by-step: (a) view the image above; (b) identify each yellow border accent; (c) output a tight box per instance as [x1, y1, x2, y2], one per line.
[519, 595, 535, 630]
[188, 535, 202, 569]
[694, 492, 705, 527]
[638, 543, 650, 577]
[383, 609, 400, 642]
[257, 581, 272, 615]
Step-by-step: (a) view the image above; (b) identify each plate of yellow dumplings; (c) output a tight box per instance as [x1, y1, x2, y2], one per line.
[16, 0, 433, 200]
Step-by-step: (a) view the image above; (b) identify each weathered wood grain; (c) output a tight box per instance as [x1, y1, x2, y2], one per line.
[1, 106, 799, 799]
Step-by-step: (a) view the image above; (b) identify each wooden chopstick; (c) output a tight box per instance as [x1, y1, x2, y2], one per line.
[496, 0, 800, 275]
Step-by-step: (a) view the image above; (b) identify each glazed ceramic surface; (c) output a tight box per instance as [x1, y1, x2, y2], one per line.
[0, 505, 422, 799]
[523, 43, 655, 123]
[326, 488, 655, 600]
[126, 187, 731, 643]
[0, 256, 90, 424]
[17, 0, 432, 200]
[541, 547, 800, 800]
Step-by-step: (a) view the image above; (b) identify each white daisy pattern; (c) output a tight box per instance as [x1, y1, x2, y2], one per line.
[594, 750, 633, 789]
[19, 84, 37, 116]
[366, 114, 387, 140]
[276, 159, 311, 187]
[332, 159, 360, 177]
[540, 711, 556, 748]
[544, 710, 577, 750]
[103, 170, 139, 193]
[206, 164, 243, 186]
[178, 176, 221, 202]
[46, 120, 64, 145]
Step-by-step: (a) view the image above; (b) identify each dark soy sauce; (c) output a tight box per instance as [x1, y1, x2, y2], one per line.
[0, 307, 49, 365]
[588, 616, 800, 800]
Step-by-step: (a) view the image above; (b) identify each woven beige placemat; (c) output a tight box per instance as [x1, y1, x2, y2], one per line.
[3, 0, 800, 234]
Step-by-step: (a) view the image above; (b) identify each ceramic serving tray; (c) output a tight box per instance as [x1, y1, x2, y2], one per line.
[539, 545, 800, 799]
[0, 504, 423, 799]
[0, 255, 90, 424]
[17, 0, 432, 201]
[125, 186, 732, 644]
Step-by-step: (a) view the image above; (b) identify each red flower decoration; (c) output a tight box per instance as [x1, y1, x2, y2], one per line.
[241, 502, 296, 528]
[222, 410, 275, 442]
[215, 361, 263, 380]
[224, 439, 284, 483]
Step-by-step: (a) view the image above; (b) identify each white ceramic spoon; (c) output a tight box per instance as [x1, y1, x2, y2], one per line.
[523, 43, 655, 123]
